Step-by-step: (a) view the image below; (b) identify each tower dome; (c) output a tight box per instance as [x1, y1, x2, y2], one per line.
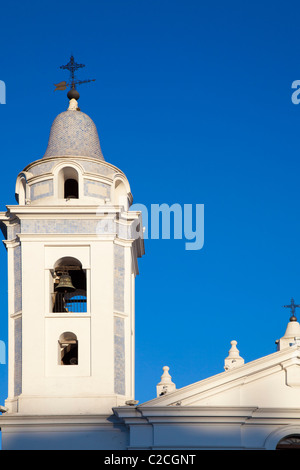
[43, 99, 104, 160]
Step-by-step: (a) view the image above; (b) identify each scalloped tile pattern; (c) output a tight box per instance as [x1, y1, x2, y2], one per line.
[43, 110, 104, 160]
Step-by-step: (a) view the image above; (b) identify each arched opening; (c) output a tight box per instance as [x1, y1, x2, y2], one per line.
[114, 179, 129, 209]
[58, 332, 78, 365]
[58, 167, 79, 199]
[52, 257, 87, 313]
[64, 178, 78, 199]
[20, 178, 26, 205]
[276, 435, 300, 449]
[15, 176, 27, 205]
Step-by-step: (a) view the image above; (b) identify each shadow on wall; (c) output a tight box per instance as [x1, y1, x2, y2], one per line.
[0, 418, 129, 450]
[1, 417, 300, 449]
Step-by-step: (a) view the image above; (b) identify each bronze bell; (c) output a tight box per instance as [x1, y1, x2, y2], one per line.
[56, 273, 75, 292]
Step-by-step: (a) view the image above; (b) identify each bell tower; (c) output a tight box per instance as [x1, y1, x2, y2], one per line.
[0, 70, 144, 419]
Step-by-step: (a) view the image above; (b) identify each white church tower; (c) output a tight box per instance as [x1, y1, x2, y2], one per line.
[0, 60, 144, 445]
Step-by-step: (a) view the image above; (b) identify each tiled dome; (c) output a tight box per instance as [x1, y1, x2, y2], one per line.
[43, 104, 104, 160]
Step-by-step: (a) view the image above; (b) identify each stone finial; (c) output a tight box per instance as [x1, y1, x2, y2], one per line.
[68, 98, 79, 111]
[156, 366, 176, 397]
[277, 298, 300, 351]
[224, 340, 244, 371]
[276, 318, 300, 351]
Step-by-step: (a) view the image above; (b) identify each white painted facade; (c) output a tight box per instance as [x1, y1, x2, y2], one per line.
[1, 98, 300, 450]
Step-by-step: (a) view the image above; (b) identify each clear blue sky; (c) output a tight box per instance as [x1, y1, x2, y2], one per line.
[1, 0, 300, 406]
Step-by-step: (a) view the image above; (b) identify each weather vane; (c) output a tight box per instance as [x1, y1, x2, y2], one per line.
[54, 55, 95, 100]
[283, 298, 300, 321]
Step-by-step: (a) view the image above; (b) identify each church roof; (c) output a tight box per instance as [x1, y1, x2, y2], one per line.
[115, 314, 300, 413]
[114, 343, 300, 416]
[43, 99, 104, 160]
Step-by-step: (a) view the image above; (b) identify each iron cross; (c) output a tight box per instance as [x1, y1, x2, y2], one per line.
[283, 298, 300, 321]
[54, 55, 95, 92]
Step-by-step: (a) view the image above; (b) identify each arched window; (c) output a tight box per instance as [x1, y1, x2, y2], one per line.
[15, 174, 27, 205]
[52, 257, 87, 313]
[19, 178, 26, 205]
[113, 179, 129, 209]
[58, 332, 78, 365]
[64, 178, 78, 199]
[276, 435, 300, 449]
[58, 167, 79, 199]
